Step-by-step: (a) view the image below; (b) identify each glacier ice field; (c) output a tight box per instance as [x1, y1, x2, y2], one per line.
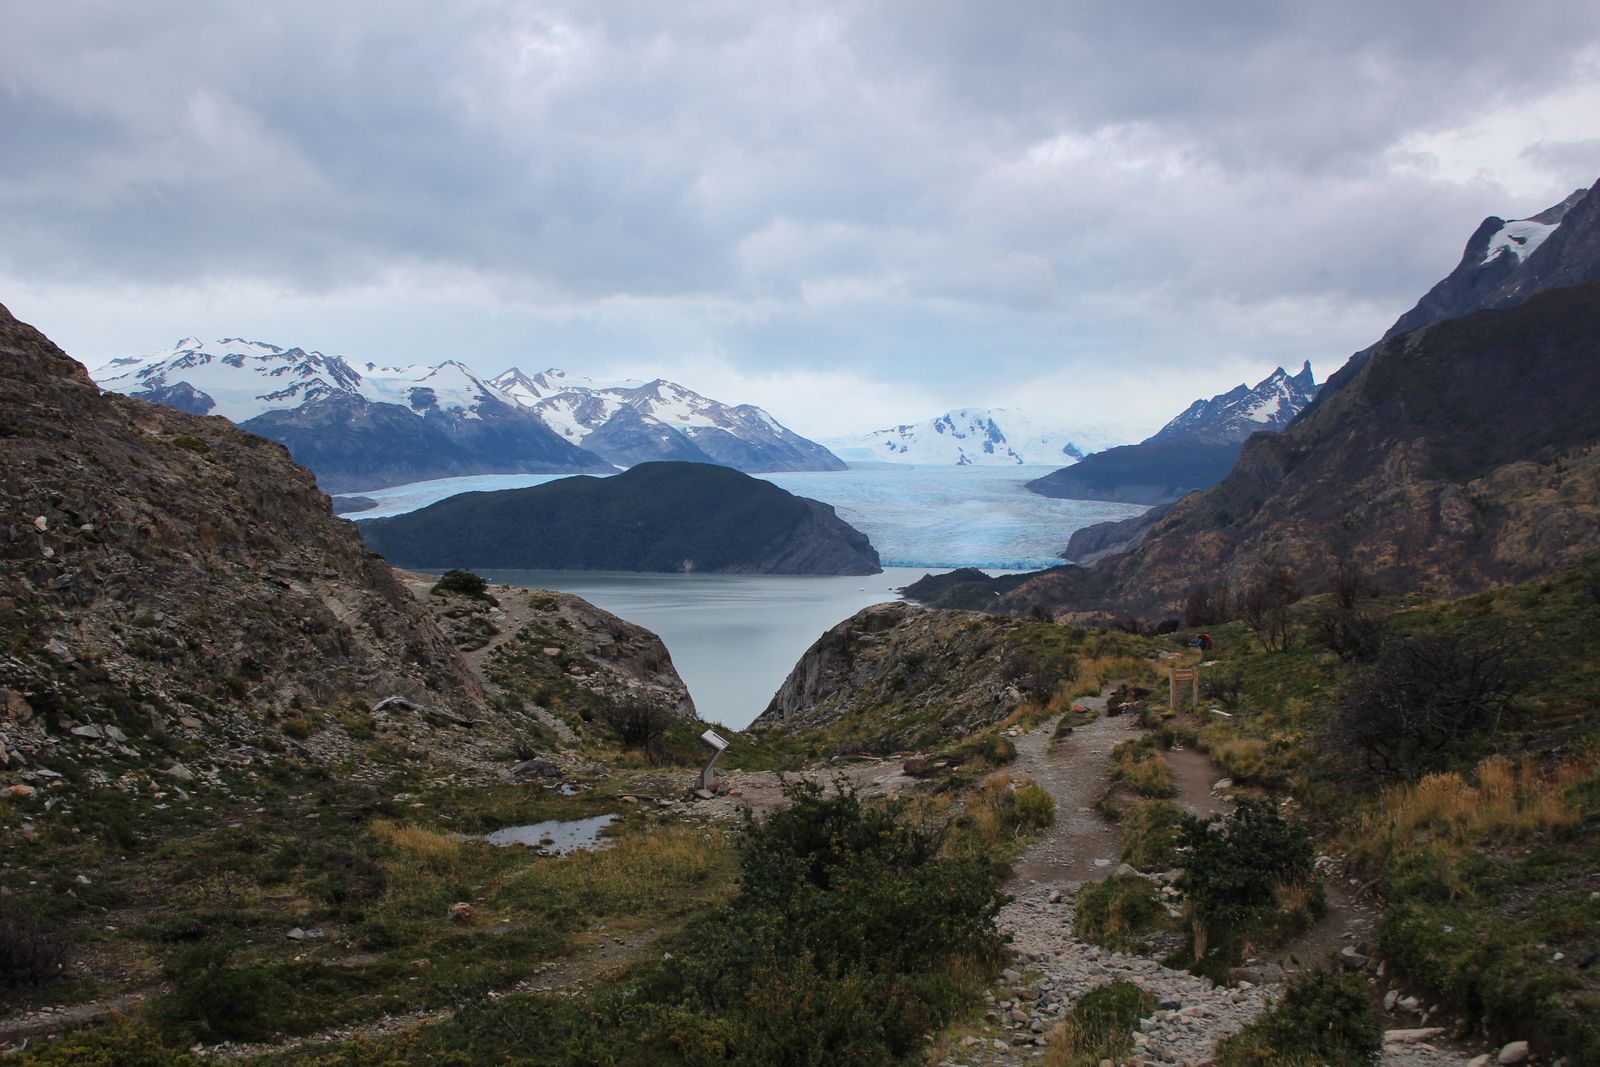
[345, 464, 1149, 569]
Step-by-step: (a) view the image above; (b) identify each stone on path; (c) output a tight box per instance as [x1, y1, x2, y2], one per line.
[1384, 1027, 1446, 1043]
[1497, 1040, 1530, 1064]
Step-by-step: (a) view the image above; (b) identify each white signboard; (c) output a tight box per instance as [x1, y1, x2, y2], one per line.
[700, 728, 729, 752]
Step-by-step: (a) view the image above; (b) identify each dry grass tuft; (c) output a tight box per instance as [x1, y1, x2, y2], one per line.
[1356, 753, 1593, 872]
[371, 820, 466, 872]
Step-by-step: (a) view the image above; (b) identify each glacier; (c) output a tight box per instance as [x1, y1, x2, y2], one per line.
[345, 465, 1150, 569]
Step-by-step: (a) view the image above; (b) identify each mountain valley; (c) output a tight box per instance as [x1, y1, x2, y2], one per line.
[6, 181, 1600, 1067]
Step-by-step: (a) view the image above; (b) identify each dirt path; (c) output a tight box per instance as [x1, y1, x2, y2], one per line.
[1008, 693, 1138, 886]
[934, 703, 1482, 1067]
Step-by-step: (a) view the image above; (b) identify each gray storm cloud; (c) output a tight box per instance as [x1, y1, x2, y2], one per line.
[2, 1, 1598, 432]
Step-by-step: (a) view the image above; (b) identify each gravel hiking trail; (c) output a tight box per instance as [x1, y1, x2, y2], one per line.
[933, 695, 1481, 1067]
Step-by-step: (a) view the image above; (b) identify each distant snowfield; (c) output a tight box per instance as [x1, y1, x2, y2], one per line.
[343, 465, 1149, 569]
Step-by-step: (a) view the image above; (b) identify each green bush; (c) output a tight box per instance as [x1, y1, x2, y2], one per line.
[1177, 798, 1315, 928]
[431, 568, 492, 600]
[1214, 970, 1381, 1066]
[1118, 800, 1184, 872]
[431, 779, 1006, 1065]
[1045, 980, 1157, 1066]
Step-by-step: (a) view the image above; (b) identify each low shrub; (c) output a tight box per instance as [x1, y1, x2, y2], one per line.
[1214, 970, 1381, 1066]
[0, 904, 70, 990]
[1044, 980, 1158, 1067]
[12, 1020, 199, 1065]
[1073, 876, 1170, 954]
[1111, 735, 1176, 798]
[1118, 800, 1184, 872]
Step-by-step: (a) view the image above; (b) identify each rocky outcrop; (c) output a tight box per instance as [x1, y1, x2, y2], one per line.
[1061, 501, 1176, 565]
[0, 301, 487, 774]
[359, 461, 882, 575]
[412, 577, 697, 723]
[753, 603, 1075, 749]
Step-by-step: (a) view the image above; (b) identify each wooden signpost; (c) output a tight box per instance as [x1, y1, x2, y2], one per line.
[1170, 666, 1200, 713]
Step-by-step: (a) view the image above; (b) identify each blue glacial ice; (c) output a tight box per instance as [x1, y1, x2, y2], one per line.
[342, 465, 1149, 570]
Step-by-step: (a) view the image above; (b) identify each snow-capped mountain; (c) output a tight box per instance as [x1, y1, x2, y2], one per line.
[92, 338, 611, 492]
[826, 408, 1127, 467]
[1026, 363, 1318, 504]
[1147, 362, 1318, 446]
[91, 339, 845, 490]
[1384, 186, 1590, 341]
[94, 338, 521, 424]
[489, 368, 846, 473]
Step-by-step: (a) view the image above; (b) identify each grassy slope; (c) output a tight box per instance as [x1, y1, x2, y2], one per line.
[1171, 555, 1600, 1059]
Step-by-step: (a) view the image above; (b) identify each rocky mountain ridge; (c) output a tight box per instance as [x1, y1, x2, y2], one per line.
[1007, 277, 1600, 618]
[492, 367, 845, 473]
[90, 340, 845, 491]
[1303, 181, 1597, 424]
[1025, 363, 1318, 505]
[0, 301, 497, 782]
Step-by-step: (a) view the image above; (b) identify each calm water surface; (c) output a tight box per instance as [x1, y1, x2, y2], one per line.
[478, 566, 974, 731]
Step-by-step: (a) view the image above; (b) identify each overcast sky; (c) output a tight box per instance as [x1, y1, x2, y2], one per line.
[3, 2, 1598, 440]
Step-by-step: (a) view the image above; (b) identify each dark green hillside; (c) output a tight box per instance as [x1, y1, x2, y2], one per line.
[1150, 556, 1600, 1062]
[359, 461, 882, 575]
[1024, 440, 1243, 504]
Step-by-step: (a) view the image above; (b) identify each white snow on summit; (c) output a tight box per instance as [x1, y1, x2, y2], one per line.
[91, 338, 366, 421]
[828, 408, 1128, 466]
[92, 339, 519, 423]
[1480, 218, 1558, 265]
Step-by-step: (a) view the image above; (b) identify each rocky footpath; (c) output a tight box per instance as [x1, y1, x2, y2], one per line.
[934, 711, 1489, 1067]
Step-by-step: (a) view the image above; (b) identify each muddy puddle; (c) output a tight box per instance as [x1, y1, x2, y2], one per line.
[478, 814, 617, 853]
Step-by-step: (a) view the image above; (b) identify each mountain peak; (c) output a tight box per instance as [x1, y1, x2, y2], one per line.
[1147, 363, 1318, 446]
[828, 408, 1128, 467]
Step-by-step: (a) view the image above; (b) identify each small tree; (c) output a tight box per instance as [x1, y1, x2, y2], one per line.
[1183, 581, 1233, 627]
[597, 696, 673, 763]
[1240, 568, 1299, 652]
[1327, 631, 1529, 779]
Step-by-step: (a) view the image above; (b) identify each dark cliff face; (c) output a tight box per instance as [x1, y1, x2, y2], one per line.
[358, 461, 882, 576]
[0, 302, 485, 746]
[1303, 181, 1599, 424]
[1006, 280, 1600, 618]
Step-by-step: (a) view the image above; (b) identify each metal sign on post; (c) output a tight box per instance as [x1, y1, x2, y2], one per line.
[699, 729, 729, 790]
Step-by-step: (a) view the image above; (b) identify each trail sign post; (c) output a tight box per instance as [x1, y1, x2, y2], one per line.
[1170, 667, 1200, 713]
[699, 729, 729, 791]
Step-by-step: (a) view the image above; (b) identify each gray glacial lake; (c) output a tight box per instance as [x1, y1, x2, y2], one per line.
[477, 567, 967, 731]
